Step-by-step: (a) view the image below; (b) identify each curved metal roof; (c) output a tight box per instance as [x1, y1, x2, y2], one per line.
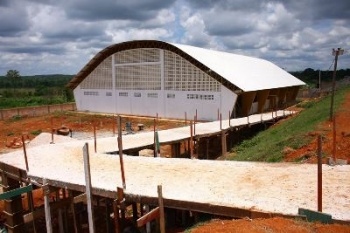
[67, 40, 304, 92]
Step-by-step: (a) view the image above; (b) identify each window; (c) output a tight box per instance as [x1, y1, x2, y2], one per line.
[134, 92, 141, 97]
[187, 94, 214, 100]
[147, 93, 158, 98]
[84, 91, 99, 96]
[119, 92, 128, 97]
[106, 92, 112, 96]
[167, 93, 175, 99]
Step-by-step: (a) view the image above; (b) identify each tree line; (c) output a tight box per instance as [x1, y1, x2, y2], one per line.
[0, 70, 74, 108]
[290, 68, 350, 88]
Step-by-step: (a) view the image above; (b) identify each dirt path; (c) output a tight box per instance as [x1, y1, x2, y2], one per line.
[0, 112, 185, 154]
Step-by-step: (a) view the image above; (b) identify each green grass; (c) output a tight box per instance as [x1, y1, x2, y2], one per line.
[228, 86, 350, 162]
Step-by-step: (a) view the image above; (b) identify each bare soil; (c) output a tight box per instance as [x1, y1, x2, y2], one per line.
[284, 92, 350, 164]
[190, 217, 350, 233]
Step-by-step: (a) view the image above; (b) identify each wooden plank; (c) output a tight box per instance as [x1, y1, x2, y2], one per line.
[117, 116, 126, 189]
[43, 179, 53, 233]
[83, 143, 95, 233]
[137, 207, 160, 227]
[0, 185, 33, 200]
[73, 193, 87, 204]
[157, 185, 165, 233]
[298, 208, 333, 224]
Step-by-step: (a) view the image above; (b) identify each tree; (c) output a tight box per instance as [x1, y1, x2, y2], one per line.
[5, 69, 21, 95]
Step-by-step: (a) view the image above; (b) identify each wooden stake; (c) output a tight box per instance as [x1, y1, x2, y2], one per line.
[69, 190, 78, 233]
[117, 116, 126, 189]
[113, 115, 116, 136]
[21, 135, 29, 172]
[43, 178, 53, 233]
[113, 200, 121, 233]
[332, 116, 336, 163]
[317, 135, 322, 212]
[229, 111, 231, 127]
[158, 185, 166, 233]
[51, 117, 54, 144]
[154, 118, 157, 158]
[220, 113, 222, 130]
[190, 121, 194, 159]
[83, 143, 95, 233]
[93, 124, 97, 153]
[194, 115, 196, 136]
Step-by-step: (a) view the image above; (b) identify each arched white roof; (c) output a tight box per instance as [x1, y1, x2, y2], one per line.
[171, 43, 305, 92]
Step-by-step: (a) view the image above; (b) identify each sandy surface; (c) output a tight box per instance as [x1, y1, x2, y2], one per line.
[0, 133, 349, 221]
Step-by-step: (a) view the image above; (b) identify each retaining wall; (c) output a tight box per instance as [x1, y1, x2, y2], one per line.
[0, 103, 76, 120]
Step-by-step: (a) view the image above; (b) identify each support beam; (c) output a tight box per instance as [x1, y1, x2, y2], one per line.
[257, 90, 270, 113]
[83, 143, 95, 233]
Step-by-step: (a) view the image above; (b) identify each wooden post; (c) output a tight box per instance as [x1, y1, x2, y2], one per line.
[69, 191, 78, 233]
[195, 109, 198, 122]
[220, 113, 222, 130]
[117, 187, 125, 224]
[21, 135, 37, 233]
[217, 108, 219, 120]
[51, 117, 54, 144]
[43, 178, 53, 233]
[332, 116, 336, 163]
[221, 132, 227, 157]
[185, 112, 187, 124]
[83, 143, 95, 233]
[193, 115, 196, 136]
[229, 111, 231, 127]
[317, 135, 322, 212]
[113, 199, 121, 233]
[190, 121, 194, 159]
[153, 118, 156, 158]
[117, 116, 126, 189]
[158, 185, 166, 233]
[113, 115, 116, 136]
[21, 135, 29, 172]
[93, 124, 97, 153]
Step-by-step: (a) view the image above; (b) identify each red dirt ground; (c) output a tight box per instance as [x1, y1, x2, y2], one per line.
[284, 92, 350, 164]
[190, 217, 350, 233]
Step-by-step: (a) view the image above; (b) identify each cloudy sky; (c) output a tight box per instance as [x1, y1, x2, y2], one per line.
[0, 0, 349, 75]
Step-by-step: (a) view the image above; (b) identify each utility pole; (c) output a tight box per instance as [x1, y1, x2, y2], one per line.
[329, 48, 344, 121]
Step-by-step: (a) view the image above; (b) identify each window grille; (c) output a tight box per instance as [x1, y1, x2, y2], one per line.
[84, 91, 99, 96]
[114, 49, 161, 90]
[134, 92, 141, 97]
[167, 93, 175, 98]
[147, 93, 158, 98]
[187, 94, 214, 100]
[119, 92, 128, 97]
[164, 51, 221, 92]
[81, 56, 112, 89]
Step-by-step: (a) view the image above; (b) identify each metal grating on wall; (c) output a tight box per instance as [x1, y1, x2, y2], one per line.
[80, 56, 113, 89]
[115, 48, 160, 64]
[164, 50, 221, 92]
[115, 49, 161, 90]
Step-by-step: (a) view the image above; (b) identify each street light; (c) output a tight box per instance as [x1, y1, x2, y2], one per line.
[329, 48, 344, 121]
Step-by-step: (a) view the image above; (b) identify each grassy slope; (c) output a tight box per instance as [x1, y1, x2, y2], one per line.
[228, 86, 350, 162]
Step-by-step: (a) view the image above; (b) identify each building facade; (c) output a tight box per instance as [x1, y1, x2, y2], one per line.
[68, 40, 304, 121]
